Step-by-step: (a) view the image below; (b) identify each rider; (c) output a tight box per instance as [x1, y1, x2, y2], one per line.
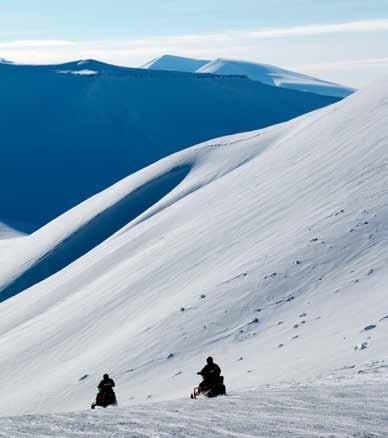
[198, 356, 222, 390]
[98, 373, 116, 393]
[97, 373, 116, 406]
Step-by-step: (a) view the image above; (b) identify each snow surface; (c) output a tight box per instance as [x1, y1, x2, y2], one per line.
[142, 54, 210, 72]
[1, 377, 387, 437]
[57, 69, 98, 75]
[0, 77, 387, 418]
[0, 59, 336, 230]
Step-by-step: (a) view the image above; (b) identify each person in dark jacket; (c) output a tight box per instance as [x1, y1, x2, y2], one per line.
[192, 356, 226, 398]
[98, 374, 115, 392]
[92, 373, 117, 408]
[198, 357, 222, 389]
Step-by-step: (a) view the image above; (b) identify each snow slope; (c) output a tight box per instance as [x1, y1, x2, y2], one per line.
[0, 60, 336, 231]
[1, 377, 387, 437]
[142, 54, 209, 72]
[0, 78, 387, 417]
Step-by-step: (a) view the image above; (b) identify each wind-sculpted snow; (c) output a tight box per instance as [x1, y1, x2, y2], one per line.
[0, 60, 337, 231]
[0, 166, 190, 301]
[0, 379, 387, 437]
[0, 78, 387, 416]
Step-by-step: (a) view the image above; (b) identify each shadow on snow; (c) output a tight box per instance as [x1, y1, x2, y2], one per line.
[0, 166, 190, 302]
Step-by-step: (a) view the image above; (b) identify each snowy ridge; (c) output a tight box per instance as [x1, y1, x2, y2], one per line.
[197, 58, 355, 97]
[0, 78, 387, 416]
[142, 54, 354, 98]
[0, 60, 337, 230]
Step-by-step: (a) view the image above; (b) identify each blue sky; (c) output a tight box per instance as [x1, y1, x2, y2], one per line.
[1, 0, 387, 38]
[1, 0, 388, 87]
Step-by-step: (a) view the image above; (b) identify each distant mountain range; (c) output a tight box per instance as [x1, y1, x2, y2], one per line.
[143, 54, 355, 98]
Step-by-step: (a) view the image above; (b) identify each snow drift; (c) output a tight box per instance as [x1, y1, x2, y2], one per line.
[0, 76, 387, 416]
[0, 59, 337, 231]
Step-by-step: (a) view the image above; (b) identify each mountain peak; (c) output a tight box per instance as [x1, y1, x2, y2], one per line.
[142, 54, 209, 72]
[0, 57, 13, 64]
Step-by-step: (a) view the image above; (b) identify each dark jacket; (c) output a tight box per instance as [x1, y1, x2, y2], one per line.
[98, 378, 115, 392]
[199, 363, 221, 382]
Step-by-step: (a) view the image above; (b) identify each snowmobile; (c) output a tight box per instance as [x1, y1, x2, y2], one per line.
[191, 375, 226, 399]
[91, 388, 117, 409]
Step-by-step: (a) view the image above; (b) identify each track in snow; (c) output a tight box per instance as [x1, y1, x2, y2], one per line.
[0, 379, 386, 437]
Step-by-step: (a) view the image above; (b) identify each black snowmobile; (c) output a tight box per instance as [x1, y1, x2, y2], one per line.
[191, 375, 226, 399]
[91, 374, 117, 409]
[191, 357, 226, 399]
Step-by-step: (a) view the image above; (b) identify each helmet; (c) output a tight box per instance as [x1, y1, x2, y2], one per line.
[207, 356, 214, 364]
[103, 373, 109, 379]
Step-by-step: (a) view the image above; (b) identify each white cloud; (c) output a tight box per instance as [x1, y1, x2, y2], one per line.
[0, 40, 73, 48]
[293, 57, 388, 71]
[1, 18, 388, 53]
[291, 58, 388, 88]
[249, 19, 388, 39]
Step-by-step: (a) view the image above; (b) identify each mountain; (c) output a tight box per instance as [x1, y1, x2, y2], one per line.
[142, 54, 209, 72]
[0, 60, 337, 231]
[0, 77, 387, 416]
[197, 58, 355, 98]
